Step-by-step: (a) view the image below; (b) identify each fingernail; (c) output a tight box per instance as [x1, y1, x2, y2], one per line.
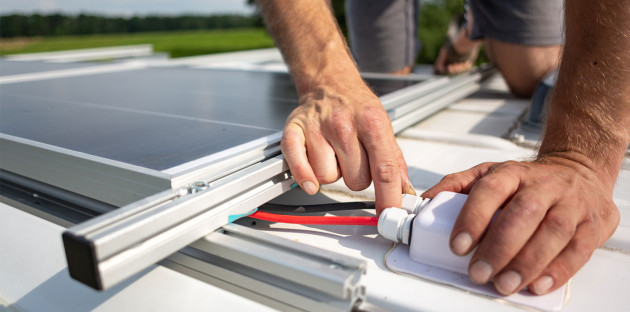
[301, 181, 317, 195]
[495, 270, 522, 295]
[533, 275, 554, 295]
[451, 232, 473, 255]
[469, 260, 493, 284]
[405, 183, 417, 196]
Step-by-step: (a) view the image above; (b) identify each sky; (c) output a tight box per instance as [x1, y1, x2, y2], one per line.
[0, 0, 255, 16]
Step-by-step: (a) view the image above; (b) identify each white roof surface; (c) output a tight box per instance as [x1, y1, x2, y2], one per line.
[1, 48, 628, 311]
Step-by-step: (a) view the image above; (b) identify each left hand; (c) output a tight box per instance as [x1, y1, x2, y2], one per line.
[422, 156, 620, 295]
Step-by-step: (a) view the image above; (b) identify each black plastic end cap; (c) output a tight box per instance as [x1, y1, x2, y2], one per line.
[62, 231, 103, 290]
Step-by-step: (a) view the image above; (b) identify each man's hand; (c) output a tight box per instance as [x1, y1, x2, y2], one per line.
[422, 154, 620, 295]
[282, 80, 413, 213]
[433, 9, 479, 75]
[425, 0, 629, 296]
[257, 0, 414, 212]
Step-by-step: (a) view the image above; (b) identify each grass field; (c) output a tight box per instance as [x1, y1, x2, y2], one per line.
[0, 25, 485, 65]
[0, 28, 276, 58]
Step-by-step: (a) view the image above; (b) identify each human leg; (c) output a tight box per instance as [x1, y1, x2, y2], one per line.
[484, 41, 561, 98]
[345, 0, 420, 74]
[470, 0, 563, 97]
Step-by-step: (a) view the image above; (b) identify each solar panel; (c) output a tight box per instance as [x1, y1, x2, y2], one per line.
[0, 55, 497, 294]
[0, 64, 426, 206]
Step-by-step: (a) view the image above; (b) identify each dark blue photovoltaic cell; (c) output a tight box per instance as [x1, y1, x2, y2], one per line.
[0, 67, 421, 171]
[0, 93, 278, 171]
[1, 68, 297, 131]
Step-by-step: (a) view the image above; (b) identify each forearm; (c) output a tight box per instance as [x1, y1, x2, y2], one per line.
[540, 0, 630, 187]
[256, 0, 365, 95]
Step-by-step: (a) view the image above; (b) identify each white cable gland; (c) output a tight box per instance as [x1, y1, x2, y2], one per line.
[378, 208, 415, 244]
[401, 194, 422, 214]
[401, 194, 432, 214]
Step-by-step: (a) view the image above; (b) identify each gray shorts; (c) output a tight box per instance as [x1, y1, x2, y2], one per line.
[470, 0, 564, 46]
[346, 0, 420, 73]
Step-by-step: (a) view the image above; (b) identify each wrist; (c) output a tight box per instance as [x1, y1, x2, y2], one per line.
[535, 151, 620, 193]
[539, 89, 629, 187]
[291, 45, 365, 96]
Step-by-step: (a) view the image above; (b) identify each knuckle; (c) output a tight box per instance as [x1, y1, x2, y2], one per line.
[510, 196, 544, 219]
[373, 160, 398, 184]
[358, 106, 389, 132]
[281, 130, 302, 149]
[475, 162, 497, 172]
[441, 173, 461, 184]
[311, 162, 340, 185]
[565, 173, 579, 187]
[550, 262, 573, 283]
[493, 161, 523, 175]
[442, 172, 458, 181]
[345, 177, 371, 191]
[599, 200, 621, 225]
[329, 110, 353, 131]
[282, 131, 301, 142]
[315, 172, 339, 185]
[543, 214, 576, 242]
[476, 175, 507, 193]
[328, 111, 356, 152]
[571, 239, 595, 262]
[291, 162, 310, 176]
[502, 160, 521, 167]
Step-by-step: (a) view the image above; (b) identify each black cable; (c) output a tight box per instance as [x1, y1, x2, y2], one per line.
[258, 201, 375, 213]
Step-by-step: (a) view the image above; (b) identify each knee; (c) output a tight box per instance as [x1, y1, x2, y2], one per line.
[486, 41, 561, 98]
[501, 62, 557, 98]
[504, 76, 541, 98]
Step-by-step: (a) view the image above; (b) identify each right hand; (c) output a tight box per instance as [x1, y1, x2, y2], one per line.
[422, 155, 620, 295]
[282, 80, 413, 213]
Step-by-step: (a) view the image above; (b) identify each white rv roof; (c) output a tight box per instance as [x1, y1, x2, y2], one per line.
[0, 47, 628, 312]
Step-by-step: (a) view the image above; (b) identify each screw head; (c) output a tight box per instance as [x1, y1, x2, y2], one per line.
[189, 181, 208, 194]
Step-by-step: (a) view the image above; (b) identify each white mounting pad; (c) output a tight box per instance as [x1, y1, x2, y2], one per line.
[386, 243, 568, 312]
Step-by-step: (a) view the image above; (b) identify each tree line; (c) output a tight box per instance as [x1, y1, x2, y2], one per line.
[0, 13, 261, 38]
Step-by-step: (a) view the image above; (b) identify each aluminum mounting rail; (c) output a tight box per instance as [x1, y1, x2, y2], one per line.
[63, 155, 295, 290]
[164, 223, 366, 312]
[389, 66, 496, 133]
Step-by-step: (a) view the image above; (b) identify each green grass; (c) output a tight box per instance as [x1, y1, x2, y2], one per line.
[0, 23, 486, 65]
[0, 28, 276, 58]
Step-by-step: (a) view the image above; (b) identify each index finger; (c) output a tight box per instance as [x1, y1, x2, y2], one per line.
[422, 162, 496, 198]
[356, 106, 401, 214]
[450, 164, 520, 257]
[281, 122, 319, 195]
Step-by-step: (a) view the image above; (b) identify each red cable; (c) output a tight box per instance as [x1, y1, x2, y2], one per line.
[249, 211, 378, 226]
